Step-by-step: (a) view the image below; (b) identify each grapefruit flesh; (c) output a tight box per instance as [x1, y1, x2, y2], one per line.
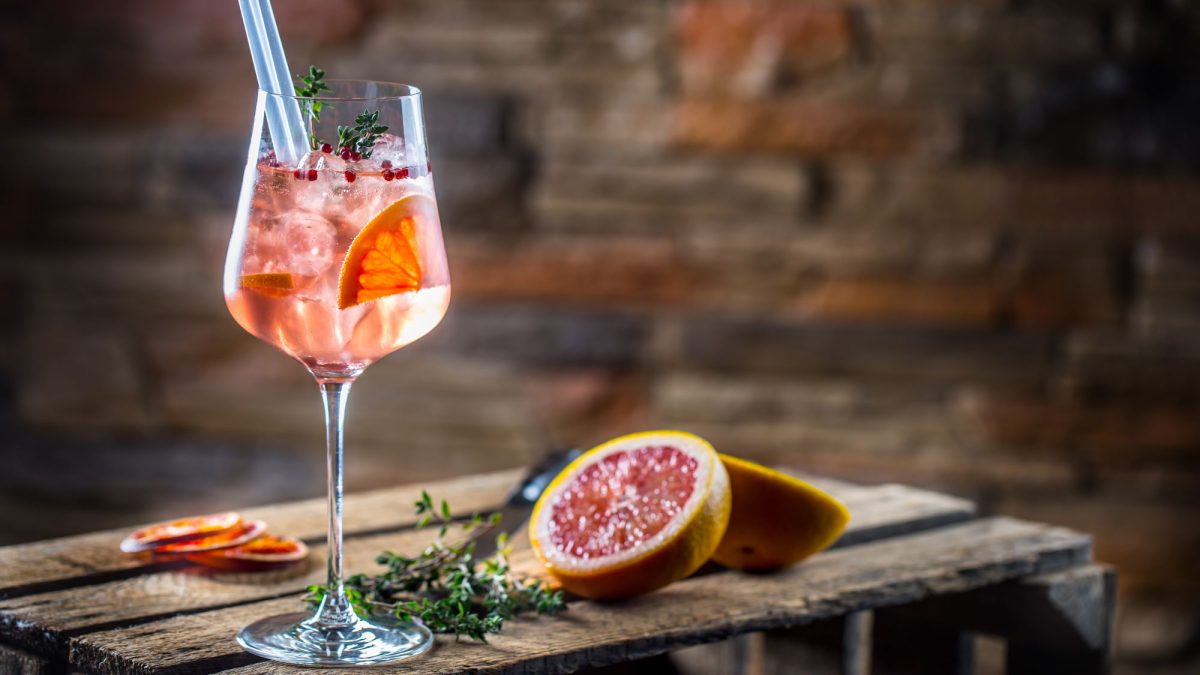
[337, 195, 429, 309]
[530, 430, 731, 599]
[712, 454, 850, 571]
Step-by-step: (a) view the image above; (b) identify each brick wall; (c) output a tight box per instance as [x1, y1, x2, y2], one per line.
[2, 1, 1199, 670]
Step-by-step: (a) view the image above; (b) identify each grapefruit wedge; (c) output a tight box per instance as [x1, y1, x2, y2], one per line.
[337, 195, 431, 309]
[529, 430, 731, 599]
[712, 454, 850, 571]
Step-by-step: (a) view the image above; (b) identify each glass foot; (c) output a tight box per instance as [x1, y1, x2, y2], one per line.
[237, 611, 434, 667]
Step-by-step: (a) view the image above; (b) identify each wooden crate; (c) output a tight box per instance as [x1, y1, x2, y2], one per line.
[0, 469, 1113, 674]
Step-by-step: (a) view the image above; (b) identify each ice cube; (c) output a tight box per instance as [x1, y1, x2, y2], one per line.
[316, 152, 349, 173]
[281, 211, 337, 276]
[368, 133, 407, 168]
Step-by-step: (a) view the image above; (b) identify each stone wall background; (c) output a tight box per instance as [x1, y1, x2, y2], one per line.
[2, 1, 1199, 671]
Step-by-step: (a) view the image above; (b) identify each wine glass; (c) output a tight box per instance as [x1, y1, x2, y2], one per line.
[223, 81, 449, 666]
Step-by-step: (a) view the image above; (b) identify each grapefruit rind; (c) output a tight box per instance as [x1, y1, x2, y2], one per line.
[336, 195, 430, 310]
[529, 430, 731, 599]
[240, 273, 295, 297]
[151, 520, 267, 555]
[712, 454, 850, 571]
[187, 534, 309, 572]
[119, 512, 243, 554]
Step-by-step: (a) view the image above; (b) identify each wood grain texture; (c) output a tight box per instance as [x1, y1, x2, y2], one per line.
[0, 640, 53, 675]
[0, 523, 523, 657]
[827, 484, 975, 549]
[883, 563, 1116, 675]
[0, 469, 520, 600]
[70, 517, 1090, 675]
[0, 476, 972, 661]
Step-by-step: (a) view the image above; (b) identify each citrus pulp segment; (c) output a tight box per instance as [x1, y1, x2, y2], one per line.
[336, 195, 430, 309]
[529, 430, 731, 599]
[712, 454, 850, 571]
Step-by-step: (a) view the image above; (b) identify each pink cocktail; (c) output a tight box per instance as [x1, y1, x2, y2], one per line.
[225, 144, 449, 378]
[223, 80, 447, 665]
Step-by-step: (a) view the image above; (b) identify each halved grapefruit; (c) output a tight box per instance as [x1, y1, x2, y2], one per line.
[151, 520, 267, 555]
[529, 430, 731, 599]
[712, 454, 850, 571]
[187, 533, 309, 572]
[337, 195, 431, 309]
[119, 512, 243, 554]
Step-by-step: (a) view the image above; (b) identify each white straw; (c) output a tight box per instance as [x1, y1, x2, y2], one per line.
[237, 0, 309, 165]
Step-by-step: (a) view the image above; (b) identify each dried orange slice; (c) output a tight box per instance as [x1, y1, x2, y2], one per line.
[712, 455, 850, 571]
[337, 195, 431, 309]
[529, 430, 731, 599]
[188, 533, 309, 571]
[151, 520, 267, 555]
[241, 272, 295, 297]
[119, 512, 242, 554]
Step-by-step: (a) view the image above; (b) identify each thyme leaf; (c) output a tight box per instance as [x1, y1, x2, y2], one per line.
[304, 495, 565, 642]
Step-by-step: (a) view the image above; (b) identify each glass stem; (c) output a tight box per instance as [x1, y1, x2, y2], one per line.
[313, 379, 358, 629]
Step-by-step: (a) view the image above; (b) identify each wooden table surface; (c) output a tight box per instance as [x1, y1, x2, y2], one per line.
[0, 468, 1106, 674]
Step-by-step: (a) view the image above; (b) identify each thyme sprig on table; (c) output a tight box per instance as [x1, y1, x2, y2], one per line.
[305, 491, 565, 643]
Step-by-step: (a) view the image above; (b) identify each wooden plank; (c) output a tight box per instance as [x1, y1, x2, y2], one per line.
[670, 633, 760, 675]
[828, 484, 975, 549]
[1005, 565, 1115, 675]
[70, 517, 1091, 675]
[0, 478, 972, 660]
[761, 612, 873, 675]
[643, 476, 973, 675]
[780, 468, 980, 546]
[881, 564, 1115, 675]
[0, 640, 54, 675]
[872, 605, 974, 675]
[0, 524, 513, 657]
[669, 613, 871, 675]
[0, 469, 520, 600]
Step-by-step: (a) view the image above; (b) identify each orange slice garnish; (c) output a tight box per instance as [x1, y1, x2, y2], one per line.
[187, 533, 309, 571]
[241, 272, 295, 297]
[337, 195, 431, 309]
[119, 512, 243, 554]
[151, 520, 267, 555]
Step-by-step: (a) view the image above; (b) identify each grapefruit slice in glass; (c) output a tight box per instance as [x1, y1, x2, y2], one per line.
[151, 520, 267, 555]
[529, 430, 731, 599]
[337, 195, 432, 309]
[240, 272, 295, 297]
[119, 512, 243, 554]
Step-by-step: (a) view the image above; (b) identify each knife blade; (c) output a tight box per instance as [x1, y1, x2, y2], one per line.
[471, 447, 582, 560]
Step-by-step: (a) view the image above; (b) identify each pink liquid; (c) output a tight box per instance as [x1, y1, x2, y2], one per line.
[225, 147, 450, 379]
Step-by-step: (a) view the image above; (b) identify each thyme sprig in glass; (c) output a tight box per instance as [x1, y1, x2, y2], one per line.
[294, 66, 331, 150]
[305, 492, 566, 643]
[336, 109, 388, 159]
